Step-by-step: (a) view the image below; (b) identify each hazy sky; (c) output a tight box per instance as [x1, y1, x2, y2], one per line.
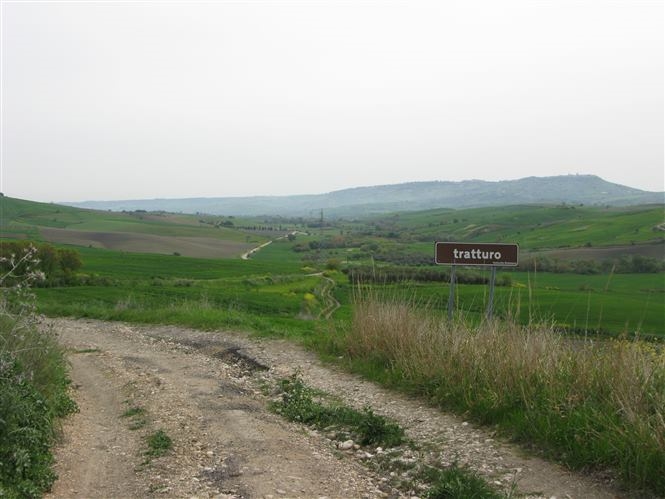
[1, 0, 663, 203]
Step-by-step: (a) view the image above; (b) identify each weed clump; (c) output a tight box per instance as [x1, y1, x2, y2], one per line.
[422, 464, 504, 499]
[270, 373, 404, 448]
[121, 405, 147, 430]
[146, 429, 172, 458]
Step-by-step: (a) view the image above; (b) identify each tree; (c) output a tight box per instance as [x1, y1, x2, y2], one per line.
[57, 249, 82, 274]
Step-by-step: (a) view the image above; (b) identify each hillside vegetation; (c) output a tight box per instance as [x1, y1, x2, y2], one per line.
[0, 196, 267, 258]
[374, 204, 664, 249]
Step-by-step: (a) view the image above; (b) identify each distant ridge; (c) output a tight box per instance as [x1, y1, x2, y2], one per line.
[65, 175, 664, 217]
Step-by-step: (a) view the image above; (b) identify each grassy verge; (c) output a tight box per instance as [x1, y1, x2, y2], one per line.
[270, 373, 505, 498]
[340, 293, 665, 495]
[0, 248, 77, 498]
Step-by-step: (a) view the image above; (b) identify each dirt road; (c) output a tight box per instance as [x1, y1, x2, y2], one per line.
[47, 318, 625, 498]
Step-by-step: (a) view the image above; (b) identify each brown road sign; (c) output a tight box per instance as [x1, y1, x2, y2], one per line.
[435, 242, 519, 267]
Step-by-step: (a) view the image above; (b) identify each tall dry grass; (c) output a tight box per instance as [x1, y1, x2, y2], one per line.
[346, 293, 665, 494]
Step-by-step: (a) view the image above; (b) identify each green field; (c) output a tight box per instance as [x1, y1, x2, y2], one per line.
[352, 272, 664, 336]
[24, 242, 662, 337]
[33, 244, 327, 338]
[1, 195, 661, 336]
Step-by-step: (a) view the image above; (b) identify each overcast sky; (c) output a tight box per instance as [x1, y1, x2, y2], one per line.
[1, 0, 663, 203]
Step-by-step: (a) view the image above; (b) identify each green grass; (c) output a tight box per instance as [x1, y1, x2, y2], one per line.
[71, 217, 245, 239]
[35, 278, 328, 340]
[270, 373, 504, 498]
[121, 406, 147, 430]
[381, 204, 664, 249]
[0, 354, 60, 498]
[145, 429, 172, 458]
[4, 197, 663, 255]
[423, 466, 505, 499]
[18, 222, 660, 337]
[247, 237, 308, 265]
[341, 294, 665, 495]
[75, 245, 302, 278]
[340, 270, 664, 337]
[0, 304, 76, 498]
[270, 373, 405, 447]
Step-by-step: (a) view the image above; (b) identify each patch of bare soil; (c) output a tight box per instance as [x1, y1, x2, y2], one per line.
[47, 318, 628, 498]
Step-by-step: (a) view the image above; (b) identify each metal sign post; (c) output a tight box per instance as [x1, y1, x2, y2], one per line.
[435, 242, 518, 321]
[486, 266, 497, 320]
[447, 265, 456, 320]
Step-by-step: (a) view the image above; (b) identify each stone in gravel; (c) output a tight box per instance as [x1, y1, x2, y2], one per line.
[338, 440, 355, 450]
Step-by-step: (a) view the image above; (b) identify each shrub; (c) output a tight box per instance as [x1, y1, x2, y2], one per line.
[0, 353, 57, 498]
[0, 245, 76, 497]
[325, 258, 342, 271]
[0, 241, 82, 286]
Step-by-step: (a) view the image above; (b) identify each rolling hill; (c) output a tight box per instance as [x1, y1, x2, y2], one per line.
[64, 175, 664, 217]
[0, 196, 265, 258]
[3, 192, 662, 263]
